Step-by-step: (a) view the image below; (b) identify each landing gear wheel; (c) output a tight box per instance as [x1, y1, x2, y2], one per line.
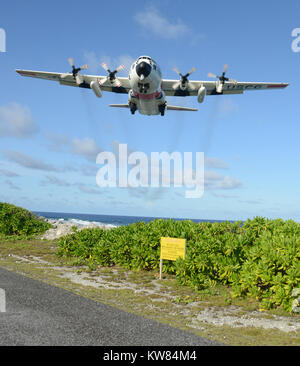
[158, 103, 166, 116]
[129, 102, 137, 115]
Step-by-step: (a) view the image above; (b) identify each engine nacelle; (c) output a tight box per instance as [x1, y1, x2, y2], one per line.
[90, 80, 102, 98]
[197, 85, 206, 103]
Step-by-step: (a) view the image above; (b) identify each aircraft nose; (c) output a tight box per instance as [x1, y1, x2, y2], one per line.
[136, 62, 151, 78]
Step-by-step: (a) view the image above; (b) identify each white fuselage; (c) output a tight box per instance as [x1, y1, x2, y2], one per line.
[127, 56, 166, 115]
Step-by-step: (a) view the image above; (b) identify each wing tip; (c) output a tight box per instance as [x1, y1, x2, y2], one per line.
[267, 83, 289, 89]
[15, 69, 36, 77]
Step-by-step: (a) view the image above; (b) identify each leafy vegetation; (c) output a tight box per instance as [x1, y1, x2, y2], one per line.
[57, 216, 300, 312]
[0, 202, 52, 237]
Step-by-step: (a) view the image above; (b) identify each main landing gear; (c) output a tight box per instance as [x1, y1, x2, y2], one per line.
[129, 102, 137, 115]
[158, 103, 166, 116]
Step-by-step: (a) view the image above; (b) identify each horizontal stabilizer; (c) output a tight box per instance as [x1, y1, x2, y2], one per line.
[109, 104, 129, 108]
[166, 105, 198, 111]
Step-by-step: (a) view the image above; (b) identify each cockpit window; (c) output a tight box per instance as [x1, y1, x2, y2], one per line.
[138, 56, 156, 63]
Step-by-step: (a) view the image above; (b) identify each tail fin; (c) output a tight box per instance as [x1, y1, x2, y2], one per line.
[166, 105, 198, 111]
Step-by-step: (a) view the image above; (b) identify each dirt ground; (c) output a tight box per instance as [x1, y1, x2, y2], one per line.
[1, 236, 300, 346]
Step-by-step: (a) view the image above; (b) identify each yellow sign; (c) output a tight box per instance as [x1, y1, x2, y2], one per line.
[160, 237, 186, 261]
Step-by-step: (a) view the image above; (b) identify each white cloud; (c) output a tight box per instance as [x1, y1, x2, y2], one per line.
[45, 131, 71, 152]
[76, 184, 100, 195]
[134, 6, 189, 40]
[205, 157, 229, 169]
[134, 6, 205, 42]
[214, 176, 242, 190]
[43, 175, 71, 187]
[83, 51, 101, 74]
[2, 149, 59, 172]
[80, 164, 99, 176]
[211, 192, 239, 199]
[205, 170, 223, 181]
[5, 180, 20, 190]
[238, 198, 263, 205]
[41, 176, 100, 195]
[71, 137, 102, 162]
[205, 170, 242, 190]
[45, 132, 101, 163]
[117, 55, 136, 72]
[0, 168, 19, 177]
[0, 103, 39, 138]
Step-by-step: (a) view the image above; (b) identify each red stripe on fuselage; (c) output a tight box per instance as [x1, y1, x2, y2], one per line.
[132, 89, 161, 100]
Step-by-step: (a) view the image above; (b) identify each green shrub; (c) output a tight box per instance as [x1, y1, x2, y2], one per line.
[231, 222, 300, 311]
[0, 202, 52, 237]
[57, 217, 300, 312]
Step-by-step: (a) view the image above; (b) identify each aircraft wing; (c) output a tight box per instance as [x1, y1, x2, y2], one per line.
[161, 79, 289, 96]
[15, 69, 131, 94]
[16, 69, 288, 97]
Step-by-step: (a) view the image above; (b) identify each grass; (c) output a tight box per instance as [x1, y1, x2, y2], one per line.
[1, 236, 300, 346]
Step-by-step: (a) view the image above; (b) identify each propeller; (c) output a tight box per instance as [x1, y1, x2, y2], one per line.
[172, 67, 196, 91]
[99, 62, 125, 87]
[208, 64, 237, 93]
[60, 57, 88, 85]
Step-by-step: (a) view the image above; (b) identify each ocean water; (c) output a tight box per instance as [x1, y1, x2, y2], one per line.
[33, 211, 226, 229]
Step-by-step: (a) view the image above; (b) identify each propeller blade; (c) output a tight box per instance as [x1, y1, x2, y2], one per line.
[209, 64, 237, 91]
[101, 62, 109, 72]
[68, 57, 74, 67]
[80, 64, 89, 70]
[99, 77, 107, 85]
[172, 81, 181, 90]
[75, 74, 83, 85]
[173, 66, 196, 90]
[187, 67, 196, 76]
[216, 83, 223, 93]
[116, 64, 125, 73]
[173, 66, 181, 75]
[113, 78, 122, 87]
[208, 72, 217, 79]
[60, 73, 70, 79]
[63, 58, 88, 85]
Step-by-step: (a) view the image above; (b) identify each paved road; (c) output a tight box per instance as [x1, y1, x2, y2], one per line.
[0, 267, 221, 346]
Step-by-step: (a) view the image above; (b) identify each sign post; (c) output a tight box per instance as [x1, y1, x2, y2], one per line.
[160, 237, 186, 279]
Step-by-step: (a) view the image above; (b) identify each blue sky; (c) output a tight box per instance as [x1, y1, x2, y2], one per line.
[0, 0, 299, 221]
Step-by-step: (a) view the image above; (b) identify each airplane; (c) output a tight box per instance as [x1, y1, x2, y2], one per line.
[16, 55, 289, 116]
